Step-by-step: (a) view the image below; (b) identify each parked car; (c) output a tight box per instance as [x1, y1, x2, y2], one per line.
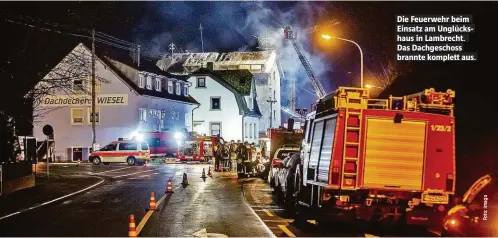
[89, 139, 151, 166]
[442, 174, 498, 236]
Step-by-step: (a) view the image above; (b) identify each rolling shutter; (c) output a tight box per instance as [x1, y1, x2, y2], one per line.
[363, 119, 426, 191]
[317, 118, 337, 183]
[308, 121, 324, 167]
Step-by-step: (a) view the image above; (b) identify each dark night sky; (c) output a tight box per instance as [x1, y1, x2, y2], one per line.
[1, 1, 497, 193]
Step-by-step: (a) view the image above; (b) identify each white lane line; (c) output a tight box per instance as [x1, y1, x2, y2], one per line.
[243, 188, 276, 238]
[262, 209, 274, 217]
[0, 179, 105, 221]
[92, 167, 132, 174]
[113, 169, 156, 178]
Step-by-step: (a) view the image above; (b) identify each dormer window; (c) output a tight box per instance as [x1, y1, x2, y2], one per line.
[146, 75, 152, 89]
[155, 78, 161, 92]
[184, 85, 189, 96]
[138, 74, 145, 88]
[176, 83, 181, 95]
[248, 97, 253, 110]
[168, 81, 173, 94]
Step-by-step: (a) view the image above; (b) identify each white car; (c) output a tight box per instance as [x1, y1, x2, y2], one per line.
[89, 140, 151, 166]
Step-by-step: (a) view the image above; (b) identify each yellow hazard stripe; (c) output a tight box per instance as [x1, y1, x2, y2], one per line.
[278, 225, 295, 237]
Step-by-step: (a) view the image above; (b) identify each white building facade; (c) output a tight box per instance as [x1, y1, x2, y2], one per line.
[187, 68, 262, 144]
[158, 51, 281, 136]
[32, 43, 198, 162]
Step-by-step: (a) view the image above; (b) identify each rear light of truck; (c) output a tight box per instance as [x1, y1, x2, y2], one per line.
[446, 174, 454, 192]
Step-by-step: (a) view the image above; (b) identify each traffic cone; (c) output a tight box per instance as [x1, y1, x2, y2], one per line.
[181, 173, 189, 186]
[128, 215, 137, 237]
[148, 192, 157, 211]
[201, 168, 207, 179]
[208, 166, 212, 177]
[166, 179, 174, 193]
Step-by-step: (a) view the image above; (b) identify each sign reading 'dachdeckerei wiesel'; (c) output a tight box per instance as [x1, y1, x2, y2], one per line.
[40, 94, 129, 107]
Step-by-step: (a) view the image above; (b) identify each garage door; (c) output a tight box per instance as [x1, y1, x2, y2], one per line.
[363, 118, 426, 191]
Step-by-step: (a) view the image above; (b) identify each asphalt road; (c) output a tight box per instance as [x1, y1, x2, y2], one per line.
[242, 177, 442, 237]
[0, 163, 272, 237]
[0, 163, 443, 237]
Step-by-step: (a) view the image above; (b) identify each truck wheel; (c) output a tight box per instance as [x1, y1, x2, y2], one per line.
[127, 156, 136, 166]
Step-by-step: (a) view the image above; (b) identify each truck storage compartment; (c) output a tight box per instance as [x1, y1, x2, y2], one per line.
[363, 118, 426, 191]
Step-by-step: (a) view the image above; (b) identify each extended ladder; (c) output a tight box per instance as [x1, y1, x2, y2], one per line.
[341, 108, 362, 190]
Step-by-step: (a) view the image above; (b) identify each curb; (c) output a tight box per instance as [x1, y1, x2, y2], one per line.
[0, 177, 106, 221]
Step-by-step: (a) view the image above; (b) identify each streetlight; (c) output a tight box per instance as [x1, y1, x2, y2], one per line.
[365, 84, 382, 89]
[321, 34, 364, 88]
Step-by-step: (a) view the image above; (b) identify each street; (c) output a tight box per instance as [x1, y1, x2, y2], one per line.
[0, 162, 440, 237]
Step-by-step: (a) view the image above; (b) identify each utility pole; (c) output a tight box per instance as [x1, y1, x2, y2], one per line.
[199, 24, 204, 53]
[91, 29, 97, 149]
[267, 90, 277, 128]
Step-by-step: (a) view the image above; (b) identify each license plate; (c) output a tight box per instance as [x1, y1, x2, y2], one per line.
[422, 193, 449, 204]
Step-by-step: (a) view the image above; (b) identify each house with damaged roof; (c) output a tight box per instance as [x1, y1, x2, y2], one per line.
[187, 67, 262, 144]
[158, 51, 281, 136]
[32, 43, 199, 162]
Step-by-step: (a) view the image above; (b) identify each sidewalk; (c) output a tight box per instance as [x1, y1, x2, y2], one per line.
[0, 174, 102, 219]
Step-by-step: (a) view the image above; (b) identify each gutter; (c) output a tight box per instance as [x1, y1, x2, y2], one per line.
[191, 104, 200, 131]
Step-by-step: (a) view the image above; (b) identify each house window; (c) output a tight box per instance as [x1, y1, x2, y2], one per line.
[269, 72, 273, 86]
[197, 77, 206, 87]
[146, 75, 152, 89]
[168, 81, 173, 93]
[172, 111, 179, 120]
[155, 78, 161, 91]
[273, 110, 276, 120]
[184, 85, 189, 96]
[245, 123, 248, 138]
[239, 65, 250, 70]
[161, 111, 166, 119]
[248, 97, 253, 110]
[250, 65, 262, 71]
[210, 97, 221, 110]
[249, 123, 253, 138]
[210, 122, 221, 137]
[139, 108, 147, 122]
[87, 108, 100, 125]
[253, 124, 257, 138]
[138, 74, 145, 88]
[176, 83, 181, 95]
[71, 108, 84, 125]
[185, 113, 191, 127]
[73, 79, 85, 93]
[160, 120, 165, 130]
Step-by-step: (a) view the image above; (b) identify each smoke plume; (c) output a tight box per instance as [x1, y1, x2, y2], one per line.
[133, 1, 334, 109]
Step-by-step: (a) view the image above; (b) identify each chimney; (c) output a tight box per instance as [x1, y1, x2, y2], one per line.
[207, 62, 214, 71]
[287, 118, 295, 131]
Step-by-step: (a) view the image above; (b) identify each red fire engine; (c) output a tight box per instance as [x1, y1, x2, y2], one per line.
[279, 87, 456, 226]
[177, 135, 225, 162]
[141, 131, 179, 158]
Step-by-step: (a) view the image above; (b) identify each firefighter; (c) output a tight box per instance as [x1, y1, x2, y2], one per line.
[214, 142, 222, 172]
[260, 140, 267, 159]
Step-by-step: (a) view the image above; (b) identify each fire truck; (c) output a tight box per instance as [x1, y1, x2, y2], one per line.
[177, 135, 225, 162]
[141, 131, 178, 158]
[279, 87, 456, 226]
[263, 127, 304, 180]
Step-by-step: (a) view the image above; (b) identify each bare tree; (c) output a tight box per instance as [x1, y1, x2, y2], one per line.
[27, 44, 109, 122]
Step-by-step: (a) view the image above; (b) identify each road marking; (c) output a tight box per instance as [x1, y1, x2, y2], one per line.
[0, 179, 105, 221]
[251, 205, 280, 208]
[93, 167, 131, 174]
[307, 220, 316, 224]
[136, 209, 154, 234]
[262, 209, 274, 217]
[278, 225, 296, 237]
[113, 169, 156, 178]
[263, 219, 294, 223]
[365, 234, 378, 237]
[252, 208, 285, 211]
